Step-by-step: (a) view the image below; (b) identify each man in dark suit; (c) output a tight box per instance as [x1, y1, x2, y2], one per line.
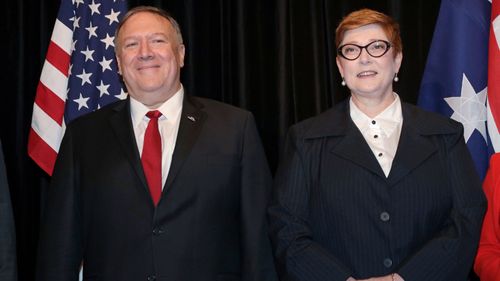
[0, 139, 17, 281]
[36, 6, 277, 281]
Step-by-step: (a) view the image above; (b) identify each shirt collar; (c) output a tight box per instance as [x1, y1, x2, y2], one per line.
[130, 85, 184, 125]
[350, 93, 403, 137]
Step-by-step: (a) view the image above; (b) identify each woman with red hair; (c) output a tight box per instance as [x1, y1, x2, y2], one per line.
[269, 8, 486, 281]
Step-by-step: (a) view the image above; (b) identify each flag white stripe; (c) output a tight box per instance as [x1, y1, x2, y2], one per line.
[31, 104, 64, 153]
[51, 19, 73, 55]
[40, 61, 69, 101]
[494, 15, 500, 49]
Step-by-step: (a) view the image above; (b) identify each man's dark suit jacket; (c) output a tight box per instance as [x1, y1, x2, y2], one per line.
[269, 100, 486, 281]
[0, 140, 17, 281]
[36, 96, 277, 281]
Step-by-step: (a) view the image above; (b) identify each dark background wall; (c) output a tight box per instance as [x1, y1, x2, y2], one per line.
[0, 0, 441, 280]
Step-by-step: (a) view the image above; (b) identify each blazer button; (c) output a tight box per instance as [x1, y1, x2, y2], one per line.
[380, 212, 390, 222]
[383, 258, 393, 268]
[147, 275, 156, 281]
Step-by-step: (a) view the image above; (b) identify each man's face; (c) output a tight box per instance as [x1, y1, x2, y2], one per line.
[116, 12, 185, 108]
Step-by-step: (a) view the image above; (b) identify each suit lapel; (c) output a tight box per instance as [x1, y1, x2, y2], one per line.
[108, 100, 150, 191]
[387, 105, 437, 186]
[108, 96, 206, 206]
[163, 97, 206, 196]
[331, 125, 387, 179]
[311, 101, 439, 184]
[320, 102, 386, 178]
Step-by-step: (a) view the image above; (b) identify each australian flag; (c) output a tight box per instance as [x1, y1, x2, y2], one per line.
[418, 0, 493, 180]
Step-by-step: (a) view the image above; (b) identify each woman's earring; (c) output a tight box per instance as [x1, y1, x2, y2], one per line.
[341, 78, 346, 86]
[393, 73, 399, 82]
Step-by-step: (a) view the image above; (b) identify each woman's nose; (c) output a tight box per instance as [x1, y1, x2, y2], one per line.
[358, 48, 371, 64]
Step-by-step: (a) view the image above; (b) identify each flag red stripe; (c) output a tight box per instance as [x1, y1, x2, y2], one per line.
[45, 41, 70, 77]
[488, 1, 500, 133]
[27, 128, 58, 176]
[35, 82, 65, 126]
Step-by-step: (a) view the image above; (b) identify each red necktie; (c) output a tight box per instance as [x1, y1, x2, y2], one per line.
[142, 110, 162, 206]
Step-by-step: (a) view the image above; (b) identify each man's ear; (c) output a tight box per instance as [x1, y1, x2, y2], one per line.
[178, 44, 185, 68]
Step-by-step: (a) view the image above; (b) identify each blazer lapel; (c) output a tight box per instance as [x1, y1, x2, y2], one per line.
[108, 100, 150, 192]
[387, 104, 438, 186]
[310, 101, 440, 184]
[322, 102, 386, 178]
[163, 96, 206, 196]
[331, 125, 387, 179]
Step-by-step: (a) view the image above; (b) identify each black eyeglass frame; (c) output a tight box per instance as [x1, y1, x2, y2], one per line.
[337, 40, 392, 61]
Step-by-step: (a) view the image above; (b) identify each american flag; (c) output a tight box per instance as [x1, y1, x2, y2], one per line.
[418, 0, 496, 180]
[28, 0, 128, 175]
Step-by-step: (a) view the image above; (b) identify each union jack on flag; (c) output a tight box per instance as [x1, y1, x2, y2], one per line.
[28, 0, 128, 175]
[418, 0, 499, 180]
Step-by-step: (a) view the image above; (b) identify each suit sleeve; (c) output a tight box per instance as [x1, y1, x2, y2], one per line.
[0, 140, 17, 281]
[397, 126, 486, 280]
[239, 113, 279, 281]
[474, 153, 500, 281]
[36, 127, 83, 281]
[268, 127, 353, 281]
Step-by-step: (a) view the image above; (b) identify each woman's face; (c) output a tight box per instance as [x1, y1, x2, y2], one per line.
[336, 24, 402, 102]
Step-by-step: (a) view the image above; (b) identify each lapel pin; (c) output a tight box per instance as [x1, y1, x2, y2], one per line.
[187, 115, 196, 122]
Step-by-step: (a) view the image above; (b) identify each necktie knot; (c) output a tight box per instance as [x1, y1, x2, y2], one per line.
[146, 110, 162, 120]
